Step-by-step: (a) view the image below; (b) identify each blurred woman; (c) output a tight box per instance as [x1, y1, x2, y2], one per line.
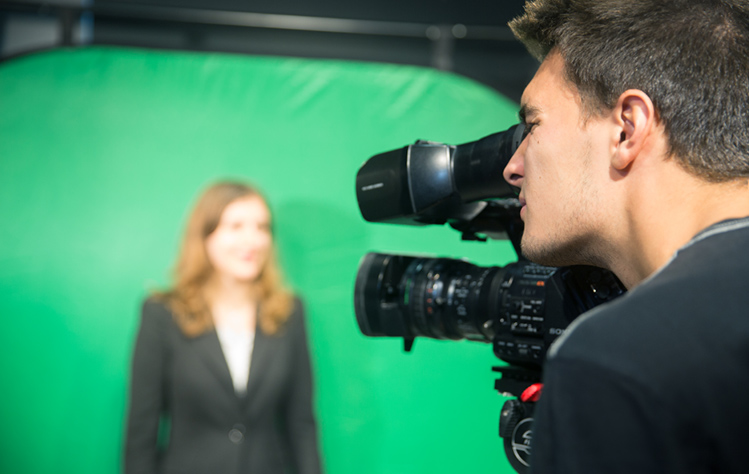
[125, 181, 322, 474]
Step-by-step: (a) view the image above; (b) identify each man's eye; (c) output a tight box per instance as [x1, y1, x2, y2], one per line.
[522, 122, 537, 140]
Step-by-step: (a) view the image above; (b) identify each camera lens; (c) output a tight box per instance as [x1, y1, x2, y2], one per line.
[354, 252, 508, 342]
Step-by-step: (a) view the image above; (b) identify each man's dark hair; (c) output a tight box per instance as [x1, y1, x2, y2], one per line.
[510, 0, 749, 182]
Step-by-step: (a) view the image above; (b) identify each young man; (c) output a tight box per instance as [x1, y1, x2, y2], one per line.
[502, 1, 749, 472]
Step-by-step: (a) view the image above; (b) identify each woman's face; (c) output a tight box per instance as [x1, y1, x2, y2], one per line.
[205, 196, 272, 284]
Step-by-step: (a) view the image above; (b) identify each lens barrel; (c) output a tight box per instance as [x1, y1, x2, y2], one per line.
[355, 252, 507, 342]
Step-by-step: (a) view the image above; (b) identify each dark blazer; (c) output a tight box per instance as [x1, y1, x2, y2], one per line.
[125, 296, 322, 474]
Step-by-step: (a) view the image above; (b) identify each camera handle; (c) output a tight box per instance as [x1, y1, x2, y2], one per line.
[494, 366, 543, 474]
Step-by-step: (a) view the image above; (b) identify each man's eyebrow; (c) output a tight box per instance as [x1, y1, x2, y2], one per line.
[518, 104, 540, 122]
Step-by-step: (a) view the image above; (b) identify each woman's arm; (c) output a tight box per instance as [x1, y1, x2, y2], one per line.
[124, 299, 169, 474]
[284, 299, 323, 474]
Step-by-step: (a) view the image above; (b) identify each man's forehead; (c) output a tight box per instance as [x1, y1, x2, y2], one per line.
[520, 52, 580, 118]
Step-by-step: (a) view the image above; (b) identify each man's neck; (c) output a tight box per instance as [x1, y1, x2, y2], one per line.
[609, 168, 749, 289]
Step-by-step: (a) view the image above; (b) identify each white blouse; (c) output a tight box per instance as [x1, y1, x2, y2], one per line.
[215, 325, 255, 396]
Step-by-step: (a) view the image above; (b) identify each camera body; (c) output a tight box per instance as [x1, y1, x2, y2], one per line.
[353, 125, 626, 473]
[355, 253, 623, 369]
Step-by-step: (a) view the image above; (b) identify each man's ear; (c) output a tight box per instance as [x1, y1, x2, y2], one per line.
[611, 89, 656, 171]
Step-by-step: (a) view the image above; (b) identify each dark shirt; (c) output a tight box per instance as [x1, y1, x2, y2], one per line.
[531, 218, 749, 474]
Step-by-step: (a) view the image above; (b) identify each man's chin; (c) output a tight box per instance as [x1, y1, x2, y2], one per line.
[520, 235, 596, 268]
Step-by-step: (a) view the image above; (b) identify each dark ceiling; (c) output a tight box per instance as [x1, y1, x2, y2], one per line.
[1, 0, 538, 102]
[104, 0, 526, 27]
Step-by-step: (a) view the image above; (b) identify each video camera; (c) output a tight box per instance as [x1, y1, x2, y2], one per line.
[353, 124, 626, 473]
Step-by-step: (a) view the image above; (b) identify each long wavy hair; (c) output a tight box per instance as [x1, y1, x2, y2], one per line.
[158, 181, 293, 337]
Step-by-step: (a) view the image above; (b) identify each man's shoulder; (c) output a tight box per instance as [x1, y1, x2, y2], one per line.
[663, 217, 749, 281]
[561, 217, 749, 341]
[550, 220, 749, 387]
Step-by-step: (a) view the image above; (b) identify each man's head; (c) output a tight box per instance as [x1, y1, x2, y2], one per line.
[503, 0, 749, 278]
[509, 0, 749, 182]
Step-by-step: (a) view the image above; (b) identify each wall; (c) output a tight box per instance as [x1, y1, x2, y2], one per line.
[0, 47, 519, 474]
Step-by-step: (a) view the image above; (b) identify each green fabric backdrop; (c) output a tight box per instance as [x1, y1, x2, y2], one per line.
[0, 46, 520, 474]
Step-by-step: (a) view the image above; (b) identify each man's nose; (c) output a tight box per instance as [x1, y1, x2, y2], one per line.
[503, 148, 525, 193]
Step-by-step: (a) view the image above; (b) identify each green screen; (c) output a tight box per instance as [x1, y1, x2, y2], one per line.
[0, 46, 520, 474]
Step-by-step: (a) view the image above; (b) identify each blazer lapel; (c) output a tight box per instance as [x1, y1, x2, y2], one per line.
[244, 325, 272, 407]
[195, 329, 236, 397]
